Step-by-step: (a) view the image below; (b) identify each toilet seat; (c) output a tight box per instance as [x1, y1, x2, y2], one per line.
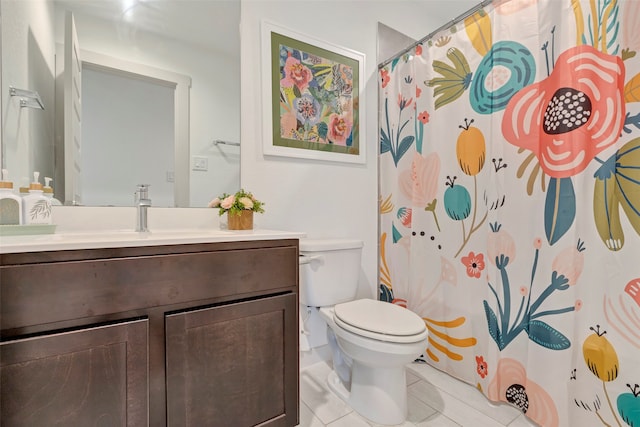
[333, 299, 427, 344]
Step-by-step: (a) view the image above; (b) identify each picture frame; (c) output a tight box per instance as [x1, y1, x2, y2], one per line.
[261, 21, 366, 164]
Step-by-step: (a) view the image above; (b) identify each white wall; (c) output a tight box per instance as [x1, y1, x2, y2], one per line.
[241, 0, 478, 302]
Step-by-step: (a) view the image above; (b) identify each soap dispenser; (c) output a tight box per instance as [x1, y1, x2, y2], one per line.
[0, 169, 23, 225]
[43, 177, 63, 206]
[22, 172, 52, 225]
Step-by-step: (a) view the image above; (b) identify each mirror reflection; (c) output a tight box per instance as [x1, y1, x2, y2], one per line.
[1, 0, 240, 207]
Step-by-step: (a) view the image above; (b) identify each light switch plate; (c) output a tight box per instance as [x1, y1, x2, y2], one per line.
[192, 156, 208, 171]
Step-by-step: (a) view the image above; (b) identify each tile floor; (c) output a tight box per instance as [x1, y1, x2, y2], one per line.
[299, 361, 539, 427]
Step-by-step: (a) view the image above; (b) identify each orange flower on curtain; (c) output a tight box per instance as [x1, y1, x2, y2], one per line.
[502, 45, 625, 178]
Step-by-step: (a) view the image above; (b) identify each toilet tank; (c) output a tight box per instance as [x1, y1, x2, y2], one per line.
[299, 238, 363, 307]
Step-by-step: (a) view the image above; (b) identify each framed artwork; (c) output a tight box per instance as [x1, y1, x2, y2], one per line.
[261, 21, 366, 164]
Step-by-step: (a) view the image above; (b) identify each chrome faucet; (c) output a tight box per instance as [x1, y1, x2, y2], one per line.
[134, 184, 151, 232]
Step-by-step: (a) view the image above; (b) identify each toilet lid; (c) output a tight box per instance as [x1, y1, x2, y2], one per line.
[333, 299, 427, 343]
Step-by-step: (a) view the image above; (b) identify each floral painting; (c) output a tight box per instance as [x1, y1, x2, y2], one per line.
[262, 22, 365, 163]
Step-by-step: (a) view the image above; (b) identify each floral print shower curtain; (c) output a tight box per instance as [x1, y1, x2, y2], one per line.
[378, 0, 640, 425]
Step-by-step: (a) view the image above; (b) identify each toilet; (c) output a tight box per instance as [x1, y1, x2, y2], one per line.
[299, 238, 428, 425]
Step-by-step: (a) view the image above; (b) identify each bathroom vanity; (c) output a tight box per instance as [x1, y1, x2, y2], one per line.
[0, 233, 300, 426]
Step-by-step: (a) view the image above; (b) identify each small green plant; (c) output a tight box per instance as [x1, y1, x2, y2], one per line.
[208, 189, 265, 216]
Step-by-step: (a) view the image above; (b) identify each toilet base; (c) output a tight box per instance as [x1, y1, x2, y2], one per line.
[327, 364, 408, 425]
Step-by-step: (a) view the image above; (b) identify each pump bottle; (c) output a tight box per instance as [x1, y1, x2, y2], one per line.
[22, 172, 52, 225]
[0, 169, 23, 225]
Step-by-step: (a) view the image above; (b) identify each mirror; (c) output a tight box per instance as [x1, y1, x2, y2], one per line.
[0, 0, 240, 207]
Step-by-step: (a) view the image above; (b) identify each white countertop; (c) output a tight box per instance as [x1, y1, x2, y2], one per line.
[0, 228, 305, 254]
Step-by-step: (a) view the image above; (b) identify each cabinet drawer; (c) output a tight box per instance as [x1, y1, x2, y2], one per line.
[1, 245, 297, 331]
[0, 319, 148, 426]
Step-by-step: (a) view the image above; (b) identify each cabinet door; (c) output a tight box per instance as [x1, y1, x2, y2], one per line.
[0, 319, 148, 426]
[166, 293, 298, 427]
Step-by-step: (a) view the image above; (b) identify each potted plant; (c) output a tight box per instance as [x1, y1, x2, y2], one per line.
[208, 189, 265, 230]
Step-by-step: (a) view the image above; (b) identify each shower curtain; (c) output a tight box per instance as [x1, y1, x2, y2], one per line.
[378, 0, 640, 425]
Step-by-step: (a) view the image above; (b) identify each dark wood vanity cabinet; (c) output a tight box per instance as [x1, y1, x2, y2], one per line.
[0, 239, 299, 427]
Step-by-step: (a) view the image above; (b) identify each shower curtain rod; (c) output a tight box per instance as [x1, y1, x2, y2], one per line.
[378, 0, 494, 69]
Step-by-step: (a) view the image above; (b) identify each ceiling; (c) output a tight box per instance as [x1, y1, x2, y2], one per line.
[53, 0, 240, 56]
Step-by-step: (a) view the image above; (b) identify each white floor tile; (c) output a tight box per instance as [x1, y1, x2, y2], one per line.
[406, 369, 422, 386]
[299, 402, 326, 427]
[408, 380, 504, 427]
[415, 413, 462, 426]
[300, 363, 353, 425]
[507, 414, 540, 427]
[407, 364, 521, 425]
[301, 361, 525, 427]
[406, 393, 439, 424]
[326, 412, 374, 427]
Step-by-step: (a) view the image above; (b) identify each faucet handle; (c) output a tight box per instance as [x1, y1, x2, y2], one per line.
[135, 184, 150, 200]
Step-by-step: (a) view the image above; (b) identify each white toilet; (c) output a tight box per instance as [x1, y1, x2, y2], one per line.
[299, 238, 428, 425]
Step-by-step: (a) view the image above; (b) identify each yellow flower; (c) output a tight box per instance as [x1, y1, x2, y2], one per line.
[456, 118, 486, 176]
[583, 325, 619, 382]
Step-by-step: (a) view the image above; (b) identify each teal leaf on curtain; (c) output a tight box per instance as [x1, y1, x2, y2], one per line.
[544, 177, 576, 245]
[380, 127, 391, 154]
[527, 320, 571, 350]
[396, 136, 415, 165]
[391, 57, 400, 71]
[583, 0, 620, 55]
[380, 97, 415, 166]
[379, 284, 394, 302]
[483, 300, 503, 350]
[392, 223, 402, 243]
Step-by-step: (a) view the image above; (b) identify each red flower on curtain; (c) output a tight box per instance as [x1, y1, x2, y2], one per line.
[380, 68, 390, 89]
[476, 355, 488, 379]
[502, 45, 625, 178]
[461, 251, 485, 278]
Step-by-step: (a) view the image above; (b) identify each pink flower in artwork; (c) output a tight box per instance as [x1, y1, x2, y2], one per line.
[280, 110, 297, 138]
[502, 45, 625, 178]
[327, 113, 353, 145]
[281, 56, 313, 92]
[461, 252, 485, 279]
